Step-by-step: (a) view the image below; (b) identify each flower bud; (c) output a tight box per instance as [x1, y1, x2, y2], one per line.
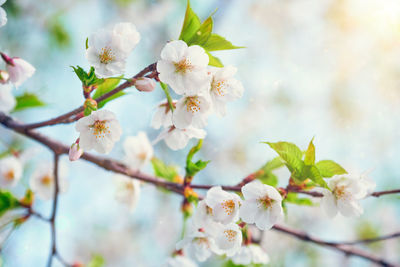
[83, 98, 98, 116]
[69, 142, 83, 161]
[0, 70, 9, 84]
[3, 55, 36, 87]
[134, 77, 156, 92]
[183, 186, 198, 203]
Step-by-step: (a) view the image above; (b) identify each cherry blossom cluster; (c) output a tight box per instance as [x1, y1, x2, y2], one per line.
[153, 40, 244, 150]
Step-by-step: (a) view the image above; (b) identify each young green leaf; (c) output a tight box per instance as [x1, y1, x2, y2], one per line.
[186, 16, 213, 46]
[13, 93, 46, 112]
[304, 138, 315, 165]
[301, 165, 327, 188]
[88, 254, 105, 267]
[316, 160, 347, 178]
[92, 77, 124, 108]
[185, 140, 210, 177]
[202, 34, 244, 51]
[206, 51, 224, 67]
[0, 191, 21, 217]
[285, 192, 314, 206]
[151, 158, 180, 182]
[179, 0, 201, 42]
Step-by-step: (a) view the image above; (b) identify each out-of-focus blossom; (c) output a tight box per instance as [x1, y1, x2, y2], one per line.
[0, 83, 15, 113]
[232, 244, 270, 265]
[114, 174, 141, 212]
[123, 132, 153, 170]
[2, 55, 36, 87]
[30, 163, 68, 200]
[163, 255, 198, 267]
[0, 156, 23, 188]
[0, 0, 7, 27]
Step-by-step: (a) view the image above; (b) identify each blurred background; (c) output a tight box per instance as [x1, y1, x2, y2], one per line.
[0, 0, 400, 266]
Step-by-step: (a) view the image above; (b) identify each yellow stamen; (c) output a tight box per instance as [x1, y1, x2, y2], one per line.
[212, 79, 226, 96]
[90, 120, 111, 139]
[99, 47, 115, 64]
[174, 58, 193, 73]
[221, 199, 235, 215]
[258, 195, 274, 209]
[41, 175, 52, 186]
[224, 230, 237, 242]
[185, 97, 201, 113]
[4, 170, 15, 181]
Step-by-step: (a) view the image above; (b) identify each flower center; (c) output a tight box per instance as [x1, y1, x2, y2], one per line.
[206, 205, 213, 215]
[4, 170, 15, 181]
[174, 58, 193, 73]
[221, 199, 235, 215]
[125, 182, 134, 191]
[334, 185, 349, 200]
[91, 120, 110, 139]
[138, 152, 148, 161]
[185, 97, 201, 113]
[195, 237, 210, 248]
[99, 46, 115, 64]
[258, 195, 274, 209]
[224, 230, 237, 242]
[41, 175, 52, 186]
[212, 79, 226, 97]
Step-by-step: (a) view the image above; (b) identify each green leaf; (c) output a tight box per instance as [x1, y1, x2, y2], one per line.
[262, 157, 284, 172]
[257, 172, 278, 187]
[285, 192, 314, 206]
[86, 37, 89, 49]
[304, 138, 315, 165]
[88, 254, 105, 267]
[256, 157, 284, 187]
[151, 158, 179, 182]
[186, 16, 213, 46]
[316, 160, 347, 178]
[206, 51, 224, 67]
[92, 77, 124, 108]
[301, 165, 327, 188]
[179, 0, 201, 42]
[13, 93, 46, 112]
[265, 141, 304, 179]
[0, 191, 21, 217]
[71, 66, 104, 87]
[202, 34, 244, 51]
[185, 140, 210, 177]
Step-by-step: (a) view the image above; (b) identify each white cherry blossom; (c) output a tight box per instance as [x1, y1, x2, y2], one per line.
[173, 94, 211, 129]
[0, 156, 23, 188]
[163, 255, 198, 267]
[75, 109, 122, 154]
[192, 200, 216, 229]
[86, 23, 140, 78]
[0, 83, 16, 114]
[151, 100, 175, 130]
[320, 174, 376, 218]
[232, 244, 270, 265]
[212, 223, 243, 257]
[114, 174, 141, 212]
[157, 40, 210, 95]
[176, 226, 221, 262]
[0, 0, 7, 27]
[6, 58, 36, 87]
[123, 132, 153, 170]
[205, 186, 241, 225]
[209, 66, 244, 116]
[30, 163, 68, 200]
[154, 126, 206, 151]
[239, 180, 284, 230]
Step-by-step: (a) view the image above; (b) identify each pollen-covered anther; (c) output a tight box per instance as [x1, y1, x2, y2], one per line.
[334, 185, 349, 200]
[221, 199, 235, 215]
[212, 80, 226, 96]
[4, 170, 15, 181]
[257, 195, 274, 209]
[224, 229, 237, 242]
[91, 120, 111, 139]
[99, 46, 115, 64]
[186, 97, 201, 113]
[174, 58, 193, 73]
[41, 175, 52, 186]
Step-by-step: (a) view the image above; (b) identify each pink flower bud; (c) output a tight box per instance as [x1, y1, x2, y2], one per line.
[0, 70, 9, 84]
[134, 77, 156, 92]
[69, 142, 83, 161]
[4, 56, 35, 88]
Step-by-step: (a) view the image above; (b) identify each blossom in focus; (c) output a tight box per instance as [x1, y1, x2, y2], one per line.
[192, 200, 217, 229]
[75, 109, 122, 154]
[0, 0, 7, 27]
[212, 223, 243, 257]
[0, 83, 16, 114]
[163, 255, 198, 267]
[151, 100, 175, 130]
[232, 244, 270, 265]
[69, 142, 83, 161]
[4, 57, 36, 87]
[209, 66, 244, 116]
[30, 163, 68, 200]
[239, 180, 283, 230]
[157, 40, 210, 95]
[123, 132, 153, 170]
[0, 156, 23, 188]
[173, 94, 211, 129]
[320, 174, 376, 218]
[154, 126, 206, 151]
[86, 23, 140, 78]
[114, 174, 141, 212]
[134, 77, 156, 92]
[204, 186, 241, 225]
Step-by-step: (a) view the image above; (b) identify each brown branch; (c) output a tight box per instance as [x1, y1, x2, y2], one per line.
[1, 113, 399, 266]
[272, 225, 400, 267]
[8, 63, 157, 130]
[329, 231, 400, 245]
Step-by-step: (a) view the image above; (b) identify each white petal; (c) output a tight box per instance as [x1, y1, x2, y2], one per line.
[320, 189, 338, 218]
[239, 200, 258, 224]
